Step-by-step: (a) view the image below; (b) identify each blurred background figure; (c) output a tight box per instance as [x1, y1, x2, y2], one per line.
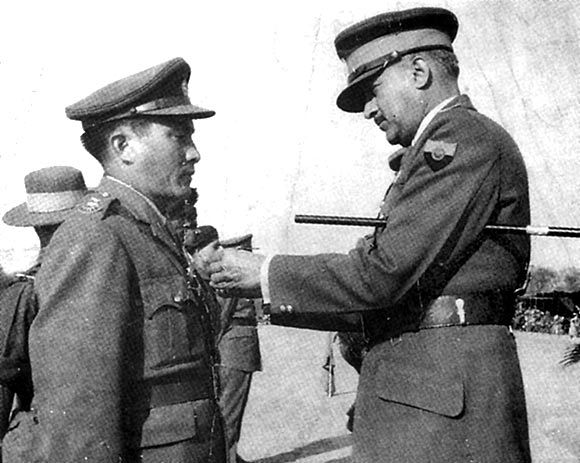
[569, 313, 580, 339]
[0, 166, 87, 460]
[185, 228, 261, 463]
[335, 331, 368, 432]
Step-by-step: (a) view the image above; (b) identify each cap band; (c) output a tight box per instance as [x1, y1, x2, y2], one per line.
[348, 44, 453, 84]
[26, 190, 86, 213]
[132, 96, 192, 114]
[82, 96, 194, 129]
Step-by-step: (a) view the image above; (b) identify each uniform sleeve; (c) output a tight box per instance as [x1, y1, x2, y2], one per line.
[31, 217, 133, 462]
[268, 115, 502, 315]
[0, 282, 29, 389]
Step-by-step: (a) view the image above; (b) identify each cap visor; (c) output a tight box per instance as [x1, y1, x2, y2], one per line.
[3, 203, 74, 227]
[336, 69, 384, 113]
[142, 104, 215, 119]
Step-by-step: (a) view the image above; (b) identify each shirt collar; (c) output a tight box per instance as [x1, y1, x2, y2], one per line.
[411, 95, 458, 146]
[102, 175, 167, 226]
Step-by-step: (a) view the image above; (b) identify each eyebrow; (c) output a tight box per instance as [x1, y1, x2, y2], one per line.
[170, 120, 195, 135]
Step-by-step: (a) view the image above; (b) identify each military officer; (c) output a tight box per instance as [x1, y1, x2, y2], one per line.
[208, 7, 532, 463]
[0, 167, 88, 461]
[2, 58, 226, 462]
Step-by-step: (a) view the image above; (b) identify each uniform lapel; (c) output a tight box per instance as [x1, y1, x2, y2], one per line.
[150, 221, 187, 265]
[97, 177, 187, 270]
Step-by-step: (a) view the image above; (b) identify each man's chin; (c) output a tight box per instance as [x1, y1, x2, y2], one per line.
[385, 132, 400, 146]
[174, 184, 193, 199]
[385, 130, 412, 148]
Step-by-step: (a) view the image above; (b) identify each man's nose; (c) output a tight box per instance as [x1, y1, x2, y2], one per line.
[363, 98, 378, 120]
[185, 144, 201, 163]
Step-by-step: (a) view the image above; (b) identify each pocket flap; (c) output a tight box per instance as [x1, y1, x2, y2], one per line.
[140, 401, 198, 448]
[375, 360, 464, 417]
[141, 276, 189, 317]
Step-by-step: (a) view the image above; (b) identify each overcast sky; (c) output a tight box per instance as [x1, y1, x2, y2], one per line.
[2, 0, 580, 273]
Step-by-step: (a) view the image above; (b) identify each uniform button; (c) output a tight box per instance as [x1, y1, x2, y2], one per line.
[102, 192, 110, 198]
[173, 293, 184, 303]
[280, 304, 287, 312]
[287, 305, 294, 313]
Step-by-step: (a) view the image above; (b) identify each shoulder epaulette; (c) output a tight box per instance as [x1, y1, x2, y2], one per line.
[76, 191, 118, 220]
[14, 273, 35, 283]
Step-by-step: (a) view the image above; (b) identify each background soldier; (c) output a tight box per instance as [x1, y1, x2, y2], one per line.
[0, 167, 87, 461]
[208, 7, 532, 463]
[215, 235, 261, 463]
[2, 58, 227, 462]
[185, 228, 261, 463]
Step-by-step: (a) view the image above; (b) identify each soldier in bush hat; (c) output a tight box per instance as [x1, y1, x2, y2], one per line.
[2, 58, 226, 463]
[0, 167, 88, 461]
[207, 7, 531, 463]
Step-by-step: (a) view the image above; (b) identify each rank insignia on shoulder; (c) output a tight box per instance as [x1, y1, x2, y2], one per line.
[423, 139, 457, 171]
[78, 195, 104, 214]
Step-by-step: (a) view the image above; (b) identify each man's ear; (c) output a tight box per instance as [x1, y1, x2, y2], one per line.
[110, 132, 136, 165]
[411, 57, 431, 90]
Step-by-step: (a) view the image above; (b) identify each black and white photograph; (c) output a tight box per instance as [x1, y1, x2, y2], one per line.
[1, 1, 579, 462]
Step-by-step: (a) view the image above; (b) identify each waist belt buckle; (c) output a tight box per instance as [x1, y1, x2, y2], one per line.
[422, 295, 468, 329]
[455, 297, 466, 324]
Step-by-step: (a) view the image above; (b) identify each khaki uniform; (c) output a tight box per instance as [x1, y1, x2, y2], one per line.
[267, 96, 531, 463]
[2, 177, 226, 462]
[0, 270, 38, 461]
[217, 297, 261, 459]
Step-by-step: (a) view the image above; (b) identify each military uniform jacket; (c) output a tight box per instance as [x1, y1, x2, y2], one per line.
[0, 269, 38, 397]
[8, 177, 221, 462]
[0, 267, 38, 441]
[268, 95, 532, 463]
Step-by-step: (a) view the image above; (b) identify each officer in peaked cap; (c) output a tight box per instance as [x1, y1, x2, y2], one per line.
[2, 59, 227, 463]
[207, 7, 531, 463]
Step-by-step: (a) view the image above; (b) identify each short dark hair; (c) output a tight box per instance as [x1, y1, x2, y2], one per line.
[424, 49, 460, 79]
[404, 48, 460, 80]
[80, 118, 153, 163]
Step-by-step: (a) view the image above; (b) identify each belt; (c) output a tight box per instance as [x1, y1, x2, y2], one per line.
[230, 318, 257, 327]
[149, 378, 213, 408]
[419, 292, 514, 329]
[367, 291, 514, 346]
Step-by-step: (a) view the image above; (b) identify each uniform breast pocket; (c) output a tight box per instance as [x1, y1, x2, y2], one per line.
[141, 276, 208, 371]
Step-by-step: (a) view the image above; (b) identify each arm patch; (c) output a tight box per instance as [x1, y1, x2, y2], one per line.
[423, 139, 457, 172]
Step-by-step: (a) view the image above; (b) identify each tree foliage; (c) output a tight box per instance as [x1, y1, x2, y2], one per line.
[526, 266, 580, 295]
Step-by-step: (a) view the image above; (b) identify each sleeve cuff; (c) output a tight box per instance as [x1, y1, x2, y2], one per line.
[260, 254, 275, 304]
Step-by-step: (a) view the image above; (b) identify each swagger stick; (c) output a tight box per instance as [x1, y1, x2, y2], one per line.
[295, 214, 580, 238]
